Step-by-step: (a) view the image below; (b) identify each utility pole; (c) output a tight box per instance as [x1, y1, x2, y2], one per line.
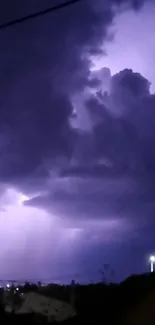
[70, 280, 76, 308]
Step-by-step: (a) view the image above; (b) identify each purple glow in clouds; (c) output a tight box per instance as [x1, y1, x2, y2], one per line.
[0, 185, 130, 281]
[91, 1, 155, 92]
[0, 0, 154, 282]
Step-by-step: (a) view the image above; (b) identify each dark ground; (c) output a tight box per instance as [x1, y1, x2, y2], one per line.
[1, 272, 155, 324]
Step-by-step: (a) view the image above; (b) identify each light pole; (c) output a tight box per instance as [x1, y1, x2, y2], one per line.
[149, 255, 155, 272]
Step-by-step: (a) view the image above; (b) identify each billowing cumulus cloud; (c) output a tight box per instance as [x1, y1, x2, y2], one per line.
[110, 68, 151, 116]
[0, 0, 147, 180]
[0, 0, 153, 281]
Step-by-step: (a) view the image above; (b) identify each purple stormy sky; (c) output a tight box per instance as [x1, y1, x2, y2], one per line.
[0, 0, 154, 283]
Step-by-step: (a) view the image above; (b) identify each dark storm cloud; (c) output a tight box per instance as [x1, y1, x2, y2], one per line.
[24, 175, 137, 220]
[109, 69, 155, 174]
[1, 0, 154, 242]
[25, 67, 155, 228]
[82, 68, 155, 175]
[111, 68, 150, 98]
[76, 89, 138, 171]
[0, 90, 73, 179]
[110, 68, 151, 115]
[0, 2, 154, 283]
[0, 0, 146, 183]
[69, 68, 153, 175]
[129, 95, 155, 173]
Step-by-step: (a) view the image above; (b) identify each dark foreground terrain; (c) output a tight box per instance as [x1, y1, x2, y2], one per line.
[1, 272, 155, 325]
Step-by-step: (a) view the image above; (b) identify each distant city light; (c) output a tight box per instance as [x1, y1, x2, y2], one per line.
[150, 255, 155, 262]
[149, 255, 155, 272]
[6, 284, 10, 288]
[16, 287, 19, 291]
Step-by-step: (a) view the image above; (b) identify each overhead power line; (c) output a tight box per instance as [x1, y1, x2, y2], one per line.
[0, 0, 82, 31]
